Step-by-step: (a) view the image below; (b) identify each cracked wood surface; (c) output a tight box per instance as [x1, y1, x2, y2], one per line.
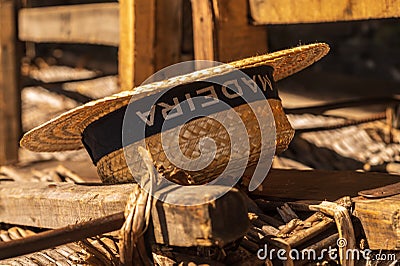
[250, 0, 400, 25]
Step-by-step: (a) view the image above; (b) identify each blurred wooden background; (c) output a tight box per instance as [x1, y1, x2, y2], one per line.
[0, 0, 400, 165]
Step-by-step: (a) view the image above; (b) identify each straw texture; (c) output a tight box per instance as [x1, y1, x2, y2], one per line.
[21, 43, 329, 152]
[97, 99, 293, 184]
[20, 43, 329, 185]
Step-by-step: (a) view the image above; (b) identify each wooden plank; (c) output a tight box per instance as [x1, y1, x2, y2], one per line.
[151, 184, 249, 246]
[213, 0, 268, 62]
[0, 0, 21, 165]
[249, 0, 400, 25]
[119, 0, 135, 90]
[191, 0, 268, 63]
[119, 0, 156, 89]
[154, 0, 183, 71]
[191, 0, 215, 62]
[246, 169, 400, 201]
[134, 0, 156, 85]
[353, 195, 400, 250]
[0, 182, 132, 228]
[0, 182, 248, 247]
[18, 3, 119, 46]
[181, 0, 194, 57]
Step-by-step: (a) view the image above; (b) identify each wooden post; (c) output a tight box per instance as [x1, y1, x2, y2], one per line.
[191, 0, 268, 63]
[0, 182, 249, 247]
[191, 0, 215, 62]
[18, 4, 120, 46]
[119, 0, 156, 90]
[213, 0, 268, 62]
[119, 0, 135, 90]
[119, 0, 268, 88]
[154, 0, 183, 71]
[353, 194, 400, 250]
[0, 0, 21, 165]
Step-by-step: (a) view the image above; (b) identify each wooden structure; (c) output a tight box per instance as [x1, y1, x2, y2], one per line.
[0, 1, 400, 263]
[353, 182, 400, 250]
[118, 0, 268, 89]
[1, 0, 400, 163]
[2, 169, 400, 263]
[354, 195, 400, 250]
[0, 181, 248, 247]
[18, 3, 119, 46]
[249, 0, 400, 24]
[0, 0, 21, 165]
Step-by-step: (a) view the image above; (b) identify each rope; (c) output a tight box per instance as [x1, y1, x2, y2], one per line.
[118, 147, 158, 265]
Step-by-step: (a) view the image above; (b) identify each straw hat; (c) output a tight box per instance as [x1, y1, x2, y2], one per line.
[21, 43, 329, 185]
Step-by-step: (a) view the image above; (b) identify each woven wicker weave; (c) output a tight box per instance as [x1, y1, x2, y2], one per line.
[97, 99, 293, 184]
[21, 44, 329, 152]
[21, 43, 329, 185]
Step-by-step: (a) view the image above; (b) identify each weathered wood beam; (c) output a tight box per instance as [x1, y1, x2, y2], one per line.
[134, 0, 156, 85]
[191, 0, 268, 63]
[119, 0, 156, 89]
[0, 0, 21, 165]
[154, 0, 183, 71]
[18, 3, 119, 46]
[353, 194, 400, 250]
[246, 169, 400, 201]
[0, 182, 132, 228]
[191, 0, 215, 62]
[0, 182, 248, 247]
[249, 0, 400, 25]
[213, 0, 268, 62]
[119, 0, 135, 90]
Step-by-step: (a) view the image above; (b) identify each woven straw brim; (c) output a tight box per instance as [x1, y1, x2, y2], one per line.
[20, 43, 329, 152]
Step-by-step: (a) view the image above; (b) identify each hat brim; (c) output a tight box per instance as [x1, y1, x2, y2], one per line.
[20, 43, 329, 152]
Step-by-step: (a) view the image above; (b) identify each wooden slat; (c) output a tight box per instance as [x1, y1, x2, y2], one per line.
[0, 0, 21, 165]
[0, 182, 248, 247]
[134, 0, 156, 85]
[191, 0, 215, 62]
[191, 0, 268, 64]
[0, 182, 132, 228]
[154, 0, 183, 71]
[247, 169, 400, 201]
[249, 0, 400, 25]
[353, 195, 400, 250]
[213, 0, 268, 62]
[119, 0, 135, 90]
[119, 0, 156, 89]
[18, 3, 119, 46]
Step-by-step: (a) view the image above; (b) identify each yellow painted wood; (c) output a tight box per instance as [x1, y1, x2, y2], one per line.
[215, 0, 268, 62]
[0, 182, 248, 247]
[119, 0, 156, 89]
[249, 0, 400, 24]
[119, 0, 135, 90]
[18, 3, 119, 45]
